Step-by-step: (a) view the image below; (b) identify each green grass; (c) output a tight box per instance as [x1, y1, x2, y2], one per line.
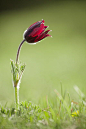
[0, 86, 86, 129]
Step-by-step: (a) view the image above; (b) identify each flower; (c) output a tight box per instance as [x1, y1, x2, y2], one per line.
[71, 110, 79, 117]
[24, 19, 52, 44]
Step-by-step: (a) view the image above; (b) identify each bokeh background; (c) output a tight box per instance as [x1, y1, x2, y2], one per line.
[0, 0, 86, 106]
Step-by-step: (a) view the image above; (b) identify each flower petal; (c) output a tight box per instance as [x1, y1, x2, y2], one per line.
[29, 23, 44, 37]
[34, 30, 51, 42]
[24, 21, 42, 38]
[24, 19, 51, 43]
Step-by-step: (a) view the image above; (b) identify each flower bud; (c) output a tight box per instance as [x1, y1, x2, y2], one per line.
[24, 19, 51, 43]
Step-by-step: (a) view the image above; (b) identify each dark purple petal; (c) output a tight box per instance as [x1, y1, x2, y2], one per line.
[36, 30, 51, 39]
[24, 19, 51, 43]
[24, 21, 42, 38]
[34, 30, 51, 42]
[29, 23, 44, 37]
[26, 36, 37, 43]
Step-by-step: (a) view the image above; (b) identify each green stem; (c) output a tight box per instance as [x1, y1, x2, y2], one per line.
[14, 86, 19, 110]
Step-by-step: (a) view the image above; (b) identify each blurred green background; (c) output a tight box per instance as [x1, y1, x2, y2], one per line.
[0, 0, 86, 106]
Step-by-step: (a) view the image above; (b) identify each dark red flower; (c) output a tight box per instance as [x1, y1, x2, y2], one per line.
[24, 19, 52, 43]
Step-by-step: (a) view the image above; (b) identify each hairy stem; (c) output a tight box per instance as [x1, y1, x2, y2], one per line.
[16, 39, 25, 64]
[14, 86, 19, 110]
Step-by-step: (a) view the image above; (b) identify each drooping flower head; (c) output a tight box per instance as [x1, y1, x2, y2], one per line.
[24, 19, 51, 44]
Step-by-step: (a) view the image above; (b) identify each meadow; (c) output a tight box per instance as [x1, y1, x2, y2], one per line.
[0, 1, 86, 128]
